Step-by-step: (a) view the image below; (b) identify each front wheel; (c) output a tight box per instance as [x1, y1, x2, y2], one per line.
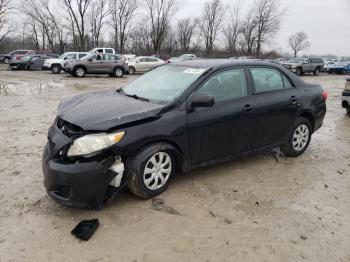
[74, 66, 86, 77]
[296, 68, 302, 76]
[280, 117, 312, 157]
[129, 66, 136, 75]
[126, 144, 175, 198]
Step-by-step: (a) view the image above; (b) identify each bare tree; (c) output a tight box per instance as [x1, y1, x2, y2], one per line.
[222, 3, 241, 55]
[200, 0, 225, 54]
[129, 19, 152, 54]
[144, 0, 180, 52]
[62, 0, 93, 51]
[253, 0, 284, 57]
[0, 0, 12, 43]
[177, 18, 196, 52]
[239, 11, 257, 55]
[110, 0, 138, 53]
[288, 32, 310, 58]
[89, 0, 111, 47]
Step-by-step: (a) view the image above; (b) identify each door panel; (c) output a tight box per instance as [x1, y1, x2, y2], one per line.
[187, 67, 256, 164]
[249, 67, 300, 148]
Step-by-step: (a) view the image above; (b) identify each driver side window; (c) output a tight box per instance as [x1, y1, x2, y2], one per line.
[196, 68, 248, 103]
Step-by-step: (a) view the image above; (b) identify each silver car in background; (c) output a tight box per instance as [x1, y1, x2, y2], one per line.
[127, 56, 165, 74]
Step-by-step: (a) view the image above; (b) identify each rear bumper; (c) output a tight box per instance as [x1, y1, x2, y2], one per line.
[342, 90, 350, 108]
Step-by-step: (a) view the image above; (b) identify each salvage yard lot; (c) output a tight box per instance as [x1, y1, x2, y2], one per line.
[0, 65, 349, 262]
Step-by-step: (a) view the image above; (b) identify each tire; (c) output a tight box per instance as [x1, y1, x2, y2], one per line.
[296, 68, 302, 76]
[129, 66, 136, 75]
[74, 66, 86, 77]
[347, 108, 350, 115]
[51, 64, 61, 74]
[114, 67, 124, 78]
[4, 58, 9, 63]
[313, 68, 320, 76]
[126, 143, 176, 198]
[280, 117, 312, 157]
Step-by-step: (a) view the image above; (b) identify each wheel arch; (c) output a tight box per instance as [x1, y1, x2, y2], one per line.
[114, 65, 125, 73]
[73, 64, 87, 72]
[299, 111, 315, 132]
[51, 63, 62, 69]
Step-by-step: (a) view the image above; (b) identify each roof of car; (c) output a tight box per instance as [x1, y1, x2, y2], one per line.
[175, 59, 281, 69]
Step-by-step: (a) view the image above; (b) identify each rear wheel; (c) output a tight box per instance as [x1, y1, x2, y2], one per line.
[313, 68, 320, 76]
[51, 64, 61, 74]
[114, 67, 124, 78]
[281, 117, 312, 157]
[126, 144, 176, 198]
[74, 66, 86, 77]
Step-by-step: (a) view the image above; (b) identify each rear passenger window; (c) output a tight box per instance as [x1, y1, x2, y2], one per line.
[251, 68, 284, 93]
[105, 49, 114, 54]
[282, 75, 293, 89]
[197, 68, 247, 103]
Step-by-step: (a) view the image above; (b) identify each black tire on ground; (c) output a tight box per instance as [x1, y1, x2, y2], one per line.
[296, 68, 302, 76]
[347, 108, 350, 115]
[74, 66, 86, 77]
[4, 58, 9, 63]
[51, 64, 61, 74]
[280, 117, 312, 157]
[129, 66, 136, 75]
[114, 67, 124, 78]
[126, 143, 176, 198]
[313, 68, 320, 76]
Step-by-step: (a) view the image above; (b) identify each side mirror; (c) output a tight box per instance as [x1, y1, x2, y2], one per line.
[191, 94, 215, 108]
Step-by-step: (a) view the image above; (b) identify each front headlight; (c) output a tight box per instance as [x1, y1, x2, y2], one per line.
[67, 131, 125, 157]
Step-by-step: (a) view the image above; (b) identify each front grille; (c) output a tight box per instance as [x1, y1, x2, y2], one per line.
[56, 117, 84, 139]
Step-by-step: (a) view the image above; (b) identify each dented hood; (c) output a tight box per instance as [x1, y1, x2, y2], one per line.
[58, 90, 164, 131]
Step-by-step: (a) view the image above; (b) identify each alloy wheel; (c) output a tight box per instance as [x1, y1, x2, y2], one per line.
[292, 124, 310, 151]
[75, 68, 85, 77]
[115, 68, 123, 77]
[143, 152, 172, 190]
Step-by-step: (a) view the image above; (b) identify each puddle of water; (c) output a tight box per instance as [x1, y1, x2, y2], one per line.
[0, 80, 64, 96]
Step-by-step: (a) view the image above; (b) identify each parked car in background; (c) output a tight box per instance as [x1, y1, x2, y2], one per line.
[237, 56, 256, 60]
[324, 61, 336, 72]
[128, 56, 165, 74]
[0, 50, 35, 63]
[152, 54, 171, 62]
[43, 59, 327, 209]
[9, 54, 57, 70]
[89, 47, 116, 54]
[63, 53, 128, 78]
[327, 62, 350, 75]
[342, 78, 350, 114]
[43, 52, 89, 74]
[281, 57, 324, 76]
[168, 54, 196, 63]
[122, 54, 136, 62]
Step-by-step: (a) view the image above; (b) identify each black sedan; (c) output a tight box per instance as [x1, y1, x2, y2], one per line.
[43, 60, 327, 209]
[9, 54, 57, 70]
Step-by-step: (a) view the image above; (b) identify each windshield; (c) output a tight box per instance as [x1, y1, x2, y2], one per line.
[122, 65, 208, 103]
[20, 56, 33, 62]
[58, 53, 67, 59]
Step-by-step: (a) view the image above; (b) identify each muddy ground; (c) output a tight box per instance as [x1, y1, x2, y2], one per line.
[0, 65, 349, 262]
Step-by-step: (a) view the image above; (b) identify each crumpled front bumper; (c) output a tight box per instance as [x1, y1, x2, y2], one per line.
[42, 123, 125, 209]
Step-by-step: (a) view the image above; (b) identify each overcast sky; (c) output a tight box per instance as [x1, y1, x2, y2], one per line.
[177, 0, 350, 56]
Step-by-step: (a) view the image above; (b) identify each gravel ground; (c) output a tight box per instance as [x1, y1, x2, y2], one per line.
[0, 65, 349, 262]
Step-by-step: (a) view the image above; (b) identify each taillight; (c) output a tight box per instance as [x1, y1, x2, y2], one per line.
[321, 91, 328, 101]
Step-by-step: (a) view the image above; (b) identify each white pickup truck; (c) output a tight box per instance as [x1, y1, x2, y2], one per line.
[43, 52, 89, 74]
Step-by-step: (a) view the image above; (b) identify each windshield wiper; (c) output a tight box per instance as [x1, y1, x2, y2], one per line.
[116, 88, 149, 102]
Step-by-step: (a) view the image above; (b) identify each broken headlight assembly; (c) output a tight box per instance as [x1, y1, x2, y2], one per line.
[67, 131, 125, 157]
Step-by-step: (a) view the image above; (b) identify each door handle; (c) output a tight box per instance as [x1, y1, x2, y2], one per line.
[290, 96, 298, 104]
[242, 104, 255, 112]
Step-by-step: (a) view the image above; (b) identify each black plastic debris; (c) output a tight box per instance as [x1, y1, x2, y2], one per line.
[71, 219, 99, 241]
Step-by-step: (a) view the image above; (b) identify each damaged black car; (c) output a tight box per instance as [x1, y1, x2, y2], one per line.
[43, 60, 327, 209]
